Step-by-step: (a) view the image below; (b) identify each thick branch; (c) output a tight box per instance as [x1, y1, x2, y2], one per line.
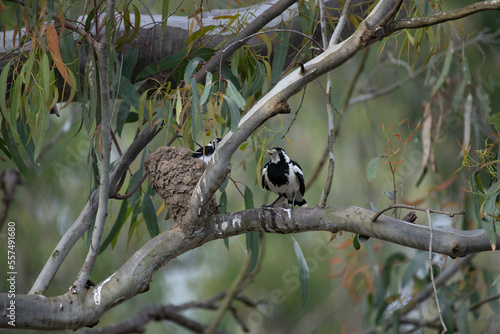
[5, 205, 497, 330]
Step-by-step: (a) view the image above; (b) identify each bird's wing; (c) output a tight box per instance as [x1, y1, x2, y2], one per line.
[262, 164, 270, 190]
[291, 161, 305, 195]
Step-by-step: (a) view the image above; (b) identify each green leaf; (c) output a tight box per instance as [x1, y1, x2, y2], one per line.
[1, 121, 30, 178]
[116, 101, 131, 136]
[352, 234, 361, 250]
[200, 71, 213, 105]
[367, 156, 381, 182]
[270, 21, 290, 86]
[118, 75, 141, 108]
[17, 117, 41, 176]
[224, 95, 240, 133]
[292, 235, 310, 313]
[431, 45, 453, 96]
[122, 47, 139, 80]
[456, 301, 469, 334]
[191, 82, 202, 144]
[100, 198, 130, 253]
[184, 57, 204, 85]
[244, 187, 259, 272]
[244, 59, 266, 99]
[41, 53, 50, 104]
[143, 193, 159, 238]
[0, 60, 12, 118]
[244, 186, 254, 209]
[10, 76, 22, 127]
[226, 79, 246, 109]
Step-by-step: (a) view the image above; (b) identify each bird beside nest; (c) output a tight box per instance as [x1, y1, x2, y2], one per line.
[144, 146, 219, 229]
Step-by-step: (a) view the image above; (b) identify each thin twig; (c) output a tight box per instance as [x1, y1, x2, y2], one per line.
[470, 292, 500, 311]
[371, 204, 465, 222]
[426, 210, 447, 333]
[110, 173, 148, 199]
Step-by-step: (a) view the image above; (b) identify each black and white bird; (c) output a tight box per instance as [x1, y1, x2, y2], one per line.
[262, 147, 307, 207]
[191, 138, 221, 163]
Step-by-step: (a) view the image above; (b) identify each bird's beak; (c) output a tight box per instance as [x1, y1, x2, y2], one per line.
[265, 150, 272, 154]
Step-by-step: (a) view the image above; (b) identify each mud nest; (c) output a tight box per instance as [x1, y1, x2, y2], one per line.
[144, 146, 218, 225]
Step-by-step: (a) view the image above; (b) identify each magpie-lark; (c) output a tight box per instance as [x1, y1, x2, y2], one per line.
[262, 147, 307, 207]
[191, 138, 221, 163]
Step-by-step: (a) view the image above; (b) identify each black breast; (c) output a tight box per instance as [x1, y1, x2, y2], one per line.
[267, 161, 290, 187]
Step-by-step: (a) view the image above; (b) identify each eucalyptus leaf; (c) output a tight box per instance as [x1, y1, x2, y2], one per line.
[292, 235, 310, 313]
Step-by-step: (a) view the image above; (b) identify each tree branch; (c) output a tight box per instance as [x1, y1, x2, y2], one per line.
[6, 205, 498, 330]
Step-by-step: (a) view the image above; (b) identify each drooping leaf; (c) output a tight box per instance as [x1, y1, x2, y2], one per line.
[100, 198, 130, 253]
[0, 60, 12, 119]
[244, 187, 259, 273]
[270, 21, 290, 87]
[143, 193, 159, 238]
[431, 45, 453, 96]
[1, 121, 30, 178]
[200, 71, 213, 105]
[184, 57, 204, 85]
[224, 95, 241, 133]
[244, 59, 266, 99]
[226, 79, 246, 109]
[292, 235, 310, 313]
[17, 117, 41, 175]
[456, 301, 469, 334]
[352, 234, 361, 250]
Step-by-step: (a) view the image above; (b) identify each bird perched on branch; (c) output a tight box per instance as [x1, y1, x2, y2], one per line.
[262, 147, 307, 207]
[191, 138, 221, 163]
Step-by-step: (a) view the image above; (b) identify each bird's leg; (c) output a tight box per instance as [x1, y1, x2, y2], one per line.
[270, 196, 283, 207]
[291, 193, 296, 208]
[262, 196, 285, 208]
